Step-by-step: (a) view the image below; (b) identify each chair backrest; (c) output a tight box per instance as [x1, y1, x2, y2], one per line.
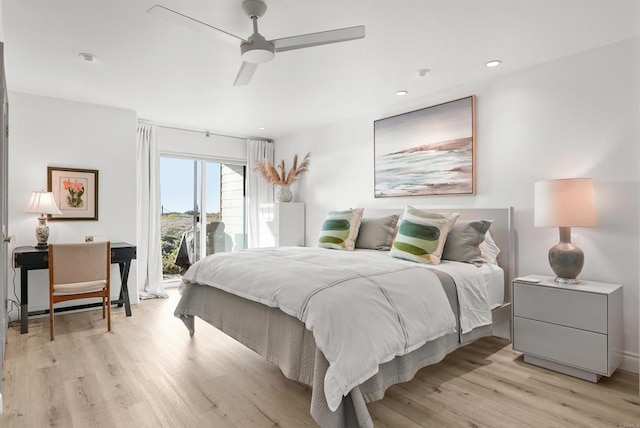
[49, 242, 110, 285]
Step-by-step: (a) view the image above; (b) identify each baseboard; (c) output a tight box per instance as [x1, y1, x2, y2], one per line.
[620, 351, 639, 374]
[9, 296, 139, 321]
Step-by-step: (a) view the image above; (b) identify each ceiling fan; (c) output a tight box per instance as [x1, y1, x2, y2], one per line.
[148, 0, 366, 86]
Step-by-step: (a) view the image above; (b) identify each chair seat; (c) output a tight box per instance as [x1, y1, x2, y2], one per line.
[53, 279, 107, 295]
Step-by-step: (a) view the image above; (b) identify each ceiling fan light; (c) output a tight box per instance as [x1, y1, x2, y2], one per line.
[242, 47, 275, 63]
[241, 35, 275, 63]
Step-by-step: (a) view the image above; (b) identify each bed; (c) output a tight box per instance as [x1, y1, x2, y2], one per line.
[174, 207, 515, 427]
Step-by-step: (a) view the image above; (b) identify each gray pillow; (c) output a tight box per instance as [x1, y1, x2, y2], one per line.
[442, 219, 493, 264]
[355, 215, 399, 250]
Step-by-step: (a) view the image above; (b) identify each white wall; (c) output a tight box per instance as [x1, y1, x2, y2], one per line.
[275, 37, 640, 372]
[156, 126, 246, 162]
[7, 92, 138, 315]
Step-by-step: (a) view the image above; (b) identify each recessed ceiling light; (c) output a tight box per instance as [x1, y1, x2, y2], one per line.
[78, 53, 97, 62]
[395, 90, 408, 96]
[485, 60, 502, 68]
[258, 127, 266, 130]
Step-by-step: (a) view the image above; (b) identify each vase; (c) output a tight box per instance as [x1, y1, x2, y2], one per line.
[276, 185, 293, 203]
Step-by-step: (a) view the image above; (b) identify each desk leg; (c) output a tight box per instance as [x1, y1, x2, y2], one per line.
[20, 268, 29, 334]
[118, 261, 132, 317]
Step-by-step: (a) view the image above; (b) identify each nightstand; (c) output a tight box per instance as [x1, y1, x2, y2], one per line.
[512, 275, 623, 382]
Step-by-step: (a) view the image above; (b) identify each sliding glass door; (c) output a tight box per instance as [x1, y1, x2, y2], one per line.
[160, 156, 246, 281]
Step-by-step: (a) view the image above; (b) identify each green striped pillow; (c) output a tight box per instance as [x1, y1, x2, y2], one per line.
[318, 208, 364, 251]
[390, 207, 459, 265]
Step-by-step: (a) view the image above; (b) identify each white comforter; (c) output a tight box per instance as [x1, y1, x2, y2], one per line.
[181, 247, 489, 411]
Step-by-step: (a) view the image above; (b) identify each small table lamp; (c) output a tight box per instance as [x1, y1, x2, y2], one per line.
[22, 191, 63, 248]
[534, 178, 596, 284]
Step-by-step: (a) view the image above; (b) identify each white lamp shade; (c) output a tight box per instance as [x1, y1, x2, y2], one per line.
[23, 191, 63, 215]
[534, 178, 596, 227]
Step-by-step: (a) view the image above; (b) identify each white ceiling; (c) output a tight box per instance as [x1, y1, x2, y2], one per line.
[2, 1, 639, 140]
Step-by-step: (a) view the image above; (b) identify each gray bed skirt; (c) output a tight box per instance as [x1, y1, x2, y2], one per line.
[174, 282, 493, 428]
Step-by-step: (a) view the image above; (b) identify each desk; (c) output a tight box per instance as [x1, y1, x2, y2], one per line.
[13, 242, 136, 334]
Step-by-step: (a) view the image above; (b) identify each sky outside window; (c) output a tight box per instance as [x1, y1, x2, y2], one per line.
[160, 157, 221, 214]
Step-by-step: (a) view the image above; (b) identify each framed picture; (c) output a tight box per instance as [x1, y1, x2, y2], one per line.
[47, 167, 99, 221]
[374, 95, 476, 197]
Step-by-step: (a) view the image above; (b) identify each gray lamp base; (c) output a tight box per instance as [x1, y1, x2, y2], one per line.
[549, 227, 584, 284]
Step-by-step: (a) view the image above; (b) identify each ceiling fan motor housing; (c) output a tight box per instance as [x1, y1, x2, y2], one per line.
[241, 33, 275, 63]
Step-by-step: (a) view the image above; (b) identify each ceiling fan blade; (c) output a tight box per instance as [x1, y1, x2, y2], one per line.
[147, 5, 245, 45]
[272, 25, 365, 53]
[233, 62, 259, 86]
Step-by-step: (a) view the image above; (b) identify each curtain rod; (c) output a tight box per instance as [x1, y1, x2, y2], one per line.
[137, 119, 272, 142]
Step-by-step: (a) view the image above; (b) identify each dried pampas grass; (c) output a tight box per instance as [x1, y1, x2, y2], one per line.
[255, 153, 310, 185]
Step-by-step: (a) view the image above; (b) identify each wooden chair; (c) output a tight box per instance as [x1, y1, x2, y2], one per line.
[48, 241, 111, 340]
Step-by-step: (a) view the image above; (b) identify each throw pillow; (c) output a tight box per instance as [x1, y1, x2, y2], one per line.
[355, 214, 399, 250]
[318, 208, 364, 251]
[442, 220, 493, 264]
[390, 207, 459, 264]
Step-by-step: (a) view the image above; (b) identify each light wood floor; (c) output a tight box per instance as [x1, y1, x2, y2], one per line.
[1, 288, 638, 427]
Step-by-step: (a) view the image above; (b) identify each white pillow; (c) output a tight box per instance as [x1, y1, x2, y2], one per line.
[479, 230, 501, 265]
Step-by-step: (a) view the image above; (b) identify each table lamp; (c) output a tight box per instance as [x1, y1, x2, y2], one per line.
[22, 190, 62, 248]
[534, 178, 596, 284]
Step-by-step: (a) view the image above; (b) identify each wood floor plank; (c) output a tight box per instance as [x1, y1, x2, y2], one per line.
[1, 288, 637, 427]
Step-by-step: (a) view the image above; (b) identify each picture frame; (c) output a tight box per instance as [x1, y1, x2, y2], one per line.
[374, 95, 476, 197]
[47, 167, 99, 221]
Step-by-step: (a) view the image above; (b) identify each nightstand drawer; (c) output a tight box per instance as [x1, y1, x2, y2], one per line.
[513, 317, 607, 374]
[513, 282, 607, 333]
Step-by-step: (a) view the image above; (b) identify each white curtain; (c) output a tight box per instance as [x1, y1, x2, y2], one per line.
[246, 139, 275, 248]
[136, 123, 168, 298]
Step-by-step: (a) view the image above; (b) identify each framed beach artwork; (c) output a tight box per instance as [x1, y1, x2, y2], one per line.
[374, 95, 476, 197]
[47, 167, 99, 220]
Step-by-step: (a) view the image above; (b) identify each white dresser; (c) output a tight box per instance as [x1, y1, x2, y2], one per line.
[260, 203, 305, 246]
[512, 275, 623, 382]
